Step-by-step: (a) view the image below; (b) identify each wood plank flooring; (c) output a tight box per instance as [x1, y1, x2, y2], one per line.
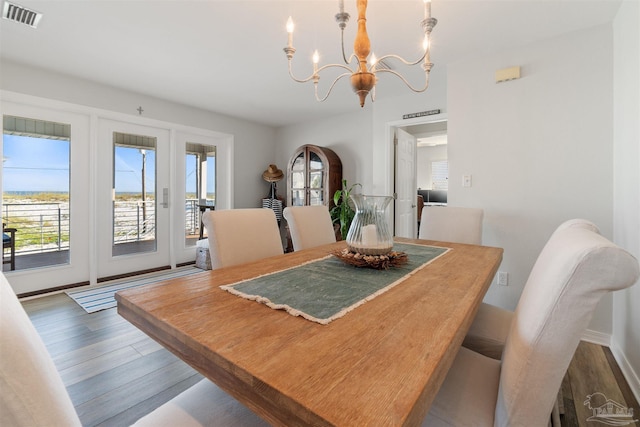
[22, 292, 639, 427]
[22, 293, 202, 427]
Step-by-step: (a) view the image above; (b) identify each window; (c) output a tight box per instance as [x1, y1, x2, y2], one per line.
[431, 160, 448, 191]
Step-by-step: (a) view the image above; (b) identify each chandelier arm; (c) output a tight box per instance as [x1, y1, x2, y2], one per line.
[375, 68, 431, 93]
[287, 61, 318, 84]
[314, 72, 353, 102]
[316, 63, 354, 74]
[374, 52, 428, 68]
[288, 61, 352, 83]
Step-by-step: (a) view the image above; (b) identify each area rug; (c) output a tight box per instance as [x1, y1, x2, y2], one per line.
[221, 242, 449, 325]
[66, 266, 204, 313]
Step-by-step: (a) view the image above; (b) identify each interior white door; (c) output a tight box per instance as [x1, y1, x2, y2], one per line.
[97, 119, 170, 279]
[394, 128, 417, 238]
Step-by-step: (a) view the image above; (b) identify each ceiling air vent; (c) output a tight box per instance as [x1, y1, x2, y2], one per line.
[2, 1, 42, 28]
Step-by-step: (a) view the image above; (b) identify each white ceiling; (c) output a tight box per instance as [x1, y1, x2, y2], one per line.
[0, 0, 622, 127]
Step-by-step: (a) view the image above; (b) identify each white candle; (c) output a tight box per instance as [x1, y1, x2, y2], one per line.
[339, 0, 345, 14]
[424, 0, 431, 19]
[286, 16, 294, 48]
[361, 224, 378, 248]
[313, 50, 319, 73]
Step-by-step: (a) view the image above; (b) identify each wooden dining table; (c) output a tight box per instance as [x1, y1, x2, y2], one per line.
[116, 237, 503, 426]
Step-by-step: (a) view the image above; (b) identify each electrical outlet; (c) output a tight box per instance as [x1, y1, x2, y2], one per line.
[497, 271, 509, 286]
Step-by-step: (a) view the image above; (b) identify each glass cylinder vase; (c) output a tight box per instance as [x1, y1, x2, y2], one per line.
[346, 194, 394, 255]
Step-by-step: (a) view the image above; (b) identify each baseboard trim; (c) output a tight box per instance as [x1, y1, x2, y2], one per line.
[610, 339, 640, 404]
[581, 329, 611, 346]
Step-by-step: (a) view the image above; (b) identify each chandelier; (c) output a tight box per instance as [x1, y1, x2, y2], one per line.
[283, 0, 437, 107]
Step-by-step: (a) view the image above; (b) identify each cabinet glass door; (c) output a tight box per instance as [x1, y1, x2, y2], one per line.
[290, 152, 306, 206]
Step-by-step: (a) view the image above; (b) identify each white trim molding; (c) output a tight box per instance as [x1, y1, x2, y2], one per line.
[610, 337, 640, 404]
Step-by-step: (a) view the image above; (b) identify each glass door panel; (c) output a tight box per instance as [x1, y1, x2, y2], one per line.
[309, 190, 323, 205]
[309, 171, 323, 189]
[2, 116, 71, 271]
[309, 151, 323, 169]
[112, 133, 157, 256]
[291, 190, 305, 206]
[185, 142, 215, 246]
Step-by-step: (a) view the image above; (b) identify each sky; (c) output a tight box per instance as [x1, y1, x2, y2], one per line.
[3, 134, 215, 195]
[114, 146, 156, 194]
[2, 135, 70, 192]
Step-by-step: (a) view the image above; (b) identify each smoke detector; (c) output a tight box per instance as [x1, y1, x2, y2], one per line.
[2, 1, 42, 28]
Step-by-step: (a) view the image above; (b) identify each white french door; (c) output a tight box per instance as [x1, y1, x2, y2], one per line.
[1, 99, 91, 295]
[97, 119, 170, 279]
[394, 128, 417, 238]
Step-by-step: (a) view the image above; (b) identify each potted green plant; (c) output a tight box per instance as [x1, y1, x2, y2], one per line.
[330, 180, 361, 240]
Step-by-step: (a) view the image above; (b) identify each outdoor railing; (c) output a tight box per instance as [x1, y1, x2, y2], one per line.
[3, 202, 69, 254]
[185, 199, 199, 235]
[3, 199, 204, 253]
[113, 200, 156, 243]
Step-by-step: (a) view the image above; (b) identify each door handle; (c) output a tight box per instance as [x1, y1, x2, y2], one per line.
[162, 188, 169, 208]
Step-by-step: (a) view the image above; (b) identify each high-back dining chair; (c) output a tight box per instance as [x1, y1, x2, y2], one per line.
[418, 206, 484, 244]
[202, 208, 284, 269]
[1, 273, 81, 427]
[0, 272, 269, 427]
[422, 223, 639, 426]
[463, 219, 603, 359]
[283, 205, 336, 251]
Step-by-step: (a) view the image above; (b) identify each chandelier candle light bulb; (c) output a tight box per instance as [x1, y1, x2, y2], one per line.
[286, 16, 294, 49]
[283, 0, 437, 107]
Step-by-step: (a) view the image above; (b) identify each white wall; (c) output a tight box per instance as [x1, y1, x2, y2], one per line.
[612, 0, 640, 400]
[446, 24, 615, 334]
[0, 60, 278, 209]
[371, 66, 449, 196]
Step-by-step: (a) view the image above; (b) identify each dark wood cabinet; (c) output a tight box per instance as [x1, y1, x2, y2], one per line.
[286, 144, 342, 209]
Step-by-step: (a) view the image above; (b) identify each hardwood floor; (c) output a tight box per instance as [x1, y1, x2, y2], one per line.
[22, 292, 639, 427]
[22, 293, 202, 427]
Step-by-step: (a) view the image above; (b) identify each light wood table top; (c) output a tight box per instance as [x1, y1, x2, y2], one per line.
[116, 238, 503, 426]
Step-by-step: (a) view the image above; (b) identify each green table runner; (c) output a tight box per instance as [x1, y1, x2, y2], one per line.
[220, 243, 450, 324]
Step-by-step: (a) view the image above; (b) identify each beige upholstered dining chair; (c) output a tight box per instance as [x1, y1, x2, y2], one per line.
[463, 219, 603, 359]
[283, 205, 336, 251]
[422, 222, 639, 426]
[418, 206, 484, 244]
[202, 208, 284, 269]
[0, 272, 268, 427]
